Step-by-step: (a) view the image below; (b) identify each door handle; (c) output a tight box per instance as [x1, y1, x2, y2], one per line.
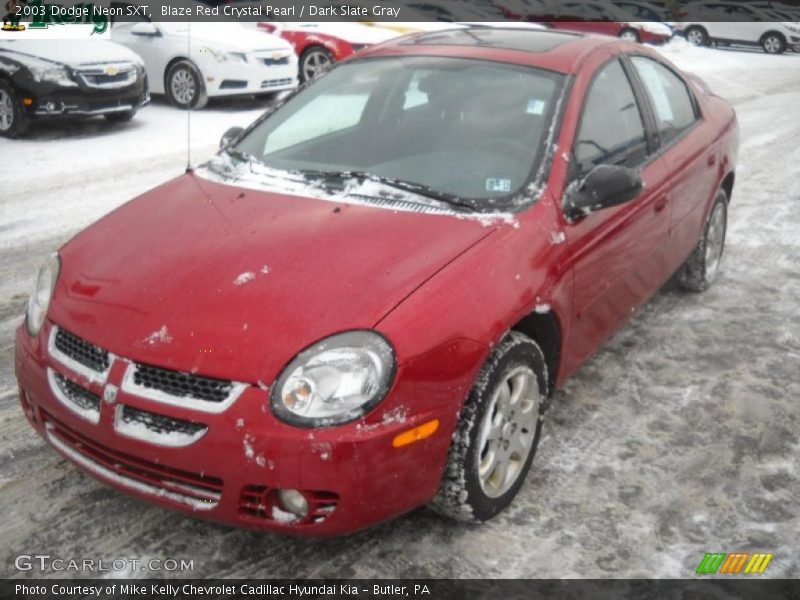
[707, 154, 717, 167]
[654, 196, 668, 213]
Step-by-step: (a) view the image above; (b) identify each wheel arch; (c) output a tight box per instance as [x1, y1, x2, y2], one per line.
[163, 55, 193, 89]
[761, 30, 787, 44]
[720, 171, 735, 203]
[509, 309, 562, 397]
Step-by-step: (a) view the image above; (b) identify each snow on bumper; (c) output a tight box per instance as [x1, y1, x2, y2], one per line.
[14, 322, 462, 536]
[201, 55, 298, 97]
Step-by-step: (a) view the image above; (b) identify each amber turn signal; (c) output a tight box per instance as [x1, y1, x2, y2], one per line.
[392, 419, 439, 448]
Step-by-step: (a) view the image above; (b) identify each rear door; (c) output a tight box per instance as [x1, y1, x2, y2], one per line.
[562, 57, 670, 366]
[627, 55, 714, 276]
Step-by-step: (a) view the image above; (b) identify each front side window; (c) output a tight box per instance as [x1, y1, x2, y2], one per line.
[631, 56, 699, 146]
[574, 59, 648, 177]
[232, 57, 564, 209]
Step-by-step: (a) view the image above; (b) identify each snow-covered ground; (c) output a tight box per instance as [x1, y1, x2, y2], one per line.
[0, 39, 798, 578]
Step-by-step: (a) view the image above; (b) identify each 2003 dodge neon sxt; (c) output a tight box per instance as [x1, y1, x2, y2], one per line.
[15, 28, 738, 535]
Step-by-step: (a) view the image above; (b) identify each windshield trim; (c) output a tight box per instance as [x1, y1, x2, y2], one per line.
[226, 54, 569, 214]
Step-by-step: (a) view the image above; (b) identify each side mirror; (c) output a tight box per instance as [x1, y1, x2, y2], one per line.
[130, 22, 160, 36]
[564, 164, 643, 220]
[220, 126, 245, 150]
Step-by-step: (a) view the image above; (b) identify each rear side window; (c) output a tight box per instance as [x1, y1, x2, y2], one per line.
[631, 56, 699, 145]
[574, 59, 648, 177]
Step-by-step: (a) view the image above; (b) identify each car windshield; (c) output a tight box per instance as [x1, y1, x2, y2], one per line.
[231, 56, 564, 210]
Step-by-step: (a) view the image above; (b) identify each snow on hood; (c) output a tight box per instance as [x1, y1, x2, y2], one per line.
[50, 172, 501, 384]
[0, 40, 142, 67]
[159, 22, 293, 53]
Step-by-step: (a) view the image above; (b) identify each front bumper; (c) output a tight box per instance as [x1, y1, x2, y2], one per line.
[15, 322, 466, 535]
[202, 57, 298, 97]
[23, 74, 149, 119]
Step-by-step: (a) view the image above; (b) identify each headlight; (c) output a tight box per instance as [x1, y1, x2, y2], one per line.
[204, 48, 248, 63]
[271, 331, 396, 427]
[29, 64, 77, 87]
[26, 254, 60, 337]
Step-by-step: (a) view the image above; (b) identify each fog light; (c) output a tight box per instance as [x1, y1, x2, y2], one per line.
[277, 489, 308, 518]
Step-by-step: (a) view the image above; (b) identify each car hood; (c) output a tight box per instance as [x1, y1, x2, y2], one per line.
[163, 23, 293, 53]
[0, 40, 142, 67]
[51, 173, 497, 385]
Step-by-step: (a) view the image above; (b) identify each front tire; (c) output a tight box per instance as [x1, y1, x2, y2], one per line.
[761, 32, 786, 54]
[619, 28, 640, 43]
[0, 80, 29, 138]
[165, 60, 208, 110]
[677, 190, 728, 292]
[685, 26, 708, 47]
[429, 331, 548, 522]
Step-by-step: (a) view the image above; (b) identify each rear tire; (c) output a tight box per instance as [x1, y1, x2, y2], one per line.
[165, 60, 208, 110]
[685, 26, 708, 47]
[0, 80, 29, 138]
[677, 190, 728, 292]
[619, 28, 641, 43]
[761, 32, 786, 54]
[429, 331, 548, 522]
[298, 46, 334, 83]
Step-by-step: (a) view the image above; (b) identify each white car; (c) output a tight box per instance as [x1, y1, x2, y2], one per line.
[111, 22, 298, 109]
[676, 2, 800, 54]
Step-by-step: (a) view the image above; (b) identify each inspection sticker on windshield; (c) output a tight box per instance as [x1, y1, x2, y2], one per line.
[486, 178, 512, 193]
[526, 99, 546, 115]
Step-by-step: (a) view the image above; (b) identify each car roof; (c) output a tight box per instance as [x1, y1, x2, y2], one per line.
[358, 27, 630, 75]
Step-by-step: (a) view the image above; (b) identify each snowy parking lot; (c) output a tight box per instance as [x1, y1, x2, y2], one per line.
[1, 39, 798, 578]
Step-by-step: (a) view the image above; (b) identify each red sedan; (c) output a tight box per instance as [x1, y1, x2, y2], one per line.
[15, 28, 737, 535]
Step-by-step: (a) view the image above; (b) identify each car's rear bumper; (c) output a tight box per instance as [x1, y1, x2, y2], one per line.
[14, 322, 462, 536]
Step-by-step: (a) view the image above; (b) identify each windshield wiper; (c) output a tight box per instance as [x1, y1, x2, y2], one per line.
[298, 169, 475, 212]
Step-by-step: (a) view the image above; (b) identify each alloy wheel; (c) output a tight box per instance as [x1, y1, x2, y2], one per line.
[302, 50, 332, 81]
[0, 89, 13, 132]
[620, 30, 638, 42]
[687, 29, 704, 45]
[170, 68, 196, 106]
[763, 36, 781, 54]
[476, 366, 540, 498]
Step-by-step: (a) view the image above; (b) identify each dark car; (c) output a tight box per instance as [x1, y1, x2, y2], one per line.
[0, 39, 149, 137]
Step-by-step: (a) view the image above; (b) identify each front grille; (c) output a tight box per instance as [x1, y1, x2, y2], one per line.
[43, 411, 223, 509]
[119, 405, 207, 438]
[52, 372, 101, 412]
[261, 78, 293, 89]
[238, 485, 339, 524]
[76, 65, 137, 89]
[54, 327, 110, 373]
[261, 56, 290, 66]
[132, 364, 234, 404]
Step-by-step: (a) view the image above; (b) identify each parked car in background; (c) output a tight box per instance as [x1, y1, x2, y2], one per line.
[0, 40, 148, 138]
[615, 0, 675, 24]
[516, 0, 674, 43]
[257, 21, 464, 82]
[16, 28, 738, 535]
[111, 21, 297, 108]
[257, 22, 401, 82]
[677, 2, 800, 53]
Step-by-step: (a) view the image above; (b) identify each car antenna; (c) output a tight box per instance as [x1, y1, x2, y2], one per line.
[185, 20, 192, 174]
